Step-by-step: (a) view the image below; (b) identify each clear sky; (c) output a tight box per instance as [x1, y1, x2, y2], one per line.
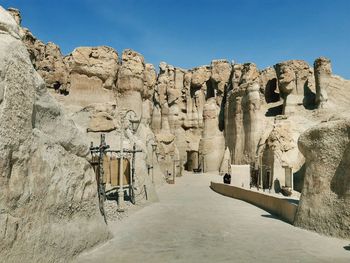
[2, 0, 350, 78]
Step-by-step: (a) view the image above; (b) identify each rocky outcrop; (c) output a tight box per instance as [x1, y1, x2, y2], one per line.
[260, 119, 303, 192]
[116, 49, 145, 117]
[151, 60, 234, 173]
[66, 46, 119, 89]
[0, 7, 109, 262]
[274, 60, 315, 114]
[5, 5, 350, 243]
[8, 9, 70, 94]
[314, 57, 331, 108]
[225, 63, 263, 164]
[63, 46, 119, 105]
[199, 98, 225, 172]
[7, 7, 20, 25]
[294, 118, 350, 239]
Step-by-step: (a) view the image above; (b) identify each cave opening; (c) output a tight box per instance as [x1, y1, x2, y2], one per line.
[206, 80, 215, 100]
[264, 78, 283, 116]
[264, 78, 280, 103]
[53, 81, 69, 96]
[53, 81, 61, 91]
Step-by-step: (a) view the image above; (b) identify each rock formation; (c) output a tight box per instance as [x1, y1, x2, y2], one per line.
[3, 5, 350, 245]
[116, 49, 145, 117]
[225, 63, 263, 164]
[199, 98, 225, 172]
[0, 7, 109, 262]
[64, 46, 119, 105]
[294, 118, 350, 239]
[274, 60, 315, 114]
[314, 57, 331, 108]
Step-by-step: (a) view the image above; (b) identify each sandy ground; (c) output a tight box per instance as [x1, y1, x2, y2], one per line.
[74, 172, 350, 263]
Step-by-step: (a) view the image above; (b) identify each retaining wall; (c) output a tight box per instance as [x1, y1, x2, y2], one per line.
[210, 182, 298, 224]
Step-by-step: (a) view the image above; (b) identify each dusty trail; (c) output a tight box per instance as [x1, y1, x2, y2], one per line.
[75, 173, 350, 263]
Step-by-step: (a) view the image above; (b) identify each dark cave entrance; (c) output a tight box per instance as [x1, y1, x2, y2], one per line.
[264, 78, 279, 103]
[264, 78, 283, 117]
[206, 80, 215, 100]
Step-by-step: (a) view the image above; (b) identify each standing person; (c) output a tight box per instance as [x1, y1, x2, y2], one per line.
[223, 173, 231, 184]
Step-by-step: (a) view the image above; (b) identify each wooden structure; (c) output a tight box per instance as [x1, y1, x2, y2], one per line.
[90, 134, 141, 222]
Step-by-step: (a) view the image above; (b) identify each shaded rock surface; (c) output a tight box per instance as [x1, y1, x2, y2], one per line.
[294, 118, 350, 239]
[0, 7, 109, 263]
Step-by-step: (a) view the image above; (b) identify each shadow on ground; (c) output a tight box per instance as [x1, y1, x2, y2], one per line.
[344, 245, 350, 251]
[261, 214, 280, 220]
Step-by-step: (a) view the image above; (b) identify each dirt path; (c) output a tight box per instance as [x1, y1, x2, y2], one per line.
[75, 173, 350, 263]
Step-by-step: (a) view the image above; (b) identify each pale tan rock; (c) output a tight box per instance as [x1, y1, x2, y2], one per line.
[259, 66, 279, 104]
[231, 64, 243, 90]
[274, 60, 314, 114]
[210, 59, 232, 105]
[143, 63, 157, 99]
[294, 118, 350, 239]
[37, 42, 69, 91]
[155, 131, 177, 175]
[0, 10, 109, 262]
[13, 15, 70, 94]
[240, 63, 260, 87]
[225, 64, 263, 165]
[66, 46, 119, 90]
[261, 120, 298, 192]
[7, 7, 21, 25]
[151, 105, 162, 133]
[199, 98, 225, 172]
[87, 112, 116, 132]
[116, 49, 144, 117]
[0, 6, 20, 39]
[211, 60, 232, 89]
[117, 49, 144, 94]
[191, 65, 211, 88]
[176, 68, 188, 114]
[314, 57, 331, 108]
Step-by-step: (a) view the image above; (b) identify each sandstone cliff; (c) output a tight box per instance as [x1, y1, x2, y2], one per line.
[0, 7, 109, 262]
[4, 5, 350, 243]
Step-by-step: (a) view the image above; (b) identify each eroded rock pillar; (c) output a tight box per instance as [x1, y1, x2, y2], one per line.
[314, 57, 331, 108]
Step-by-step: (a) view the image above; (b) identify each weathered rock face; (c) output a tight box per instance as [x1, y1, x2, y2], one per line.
[9, 8, 70, 94]
[259, 66, 279, 104]
[144, 63, 157, 91]
[6, 5, 350, 243]
[274, 60, 315, 114]
[64, 46, 119, 105]
[199, 98, 225, 172]
[116, 49, 145, 117]
[0, 7, 109, 262]
[314, 57, 331, 108]
[151, 60, 236, 173]
[7, 7, 21, 25]
[294, 118, 350, 239]
[260, 119, 305, 192]
[225, 63, 263, 164]
[66, 46, 119, 89]
[9, 8, 120, 106]
[38, 42, 69, 92]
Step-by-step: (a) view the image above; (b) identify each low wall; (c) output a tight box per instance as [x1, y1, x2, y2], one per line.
[210, 182, 297, 224]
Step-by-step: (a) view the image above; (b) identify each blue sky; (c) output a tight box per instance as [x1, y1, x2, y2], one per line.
[2, 0, 350, 78]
